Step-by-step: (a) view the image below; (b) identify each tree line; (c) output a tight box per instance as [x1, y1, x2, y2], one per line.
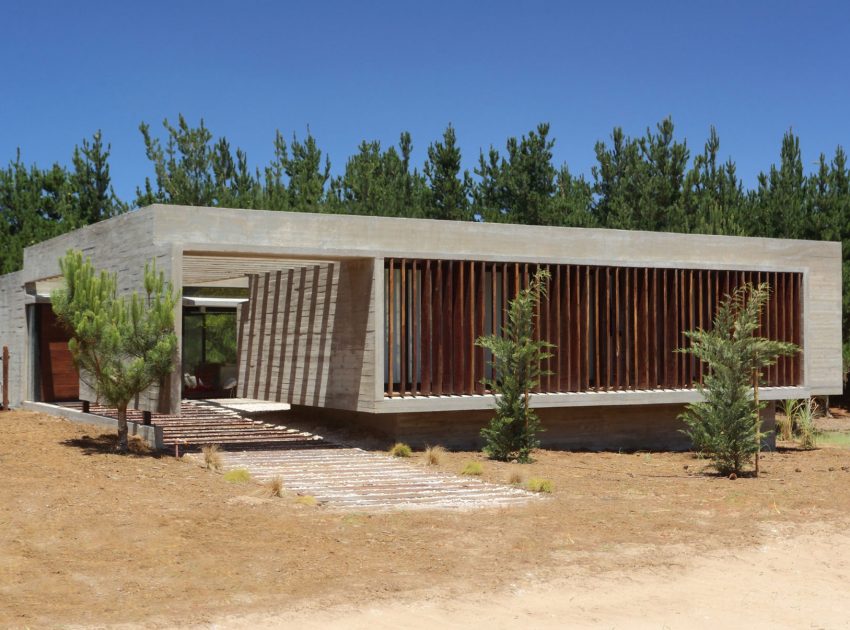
[2, 115, 848, 374]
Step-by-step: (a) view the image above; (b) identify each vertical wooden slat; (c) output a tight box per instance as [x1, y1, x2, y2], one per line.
[677, 268, 685, 388]
[770, 271, 778, 386]
[685, 269, 693, 387]
[782, 272, 790, 385]
[662, 268, 671, 387]
[640, 267, 653, 389]
[614, 267, 621, 390]
[399, 259, 407, 397]
[649, 267, 657, 388]
[764, 270, 772, 385]
[421, 260, 432, 395]
[453, 261, 464, 394]
[434, 260, 444, 396]
[445, 260, 455, 393]
[605, 267, 612, 390]
[573, 265, 582, 391]
[795, 273, 802, 384]
[584, 266, 591, 391]
[696, 269, 704, 386]
[411, 260, 419, 395]
[631, 267, 643, 389]
[387, 259, 395, 396]
[564, 265, 573, 391]
[544, 264, 552, 392]
[623, 267, 631, 389]
[490, 262, 498, 390]
[467, 260, 474, 394]
[593, 267, 600, 390]
[476, 261, 485, 394]
[554, 264, 562, 391]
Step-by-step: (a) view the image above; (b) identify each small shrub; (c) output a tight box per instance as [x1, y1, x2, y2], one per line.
[526, 477, 553, 493]
[296, 494, 318, 506]
[462, 461, 483, 476]
[389, 442, 412, 458]
[223, 468, 251, 483]
[424, 445, 445, 466]
[265, 476, 285, 497]
[507, 471, 523, 485]
[202, 444, 223, 471]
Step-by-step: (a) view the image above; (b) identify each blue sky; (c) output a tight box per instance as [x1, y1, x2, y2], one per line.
[1, 0, 849, 202]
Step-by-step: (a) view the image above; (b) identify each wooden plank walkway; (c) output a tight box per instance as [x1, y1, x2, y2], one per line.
[219, 447, 534, 511]
[74, 400, 535, 511]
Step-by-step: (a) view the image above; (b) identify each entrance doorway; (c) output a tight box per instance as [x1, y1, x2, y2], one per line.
[181, 307, 239, 398]
[35, 304, 78, 402]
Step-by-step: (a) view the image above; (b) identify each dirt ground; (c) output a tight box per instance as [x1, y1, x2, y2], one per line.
[2, 410, 850, 628]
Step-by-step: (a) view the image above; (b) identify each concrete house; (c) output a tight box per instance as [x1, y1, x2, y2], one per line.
[0, 204, 842, 448]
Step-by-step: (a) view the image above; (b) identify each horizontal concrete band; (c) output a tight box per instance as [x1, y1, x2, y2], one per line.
[20, 401, 164, 450]
[376, 386, 811, 413]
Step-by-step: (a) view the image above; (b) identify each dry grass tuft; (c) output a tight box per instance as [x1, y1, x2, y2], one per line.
[128, 435, 152, 455]
[507, 471, 523, 485]
[265, 476, 285, 497]
[202, 444, 223, 471]
[424, 445, 445, 466]
[461, 461, 483, 476]
[296, 494, 318, 506]
[796, 398, 818, 450]
[222, 468, 251, 483]
[526, 477, 553, 493]
[389, 442, 412, 458]
[776, 414, 793, 441]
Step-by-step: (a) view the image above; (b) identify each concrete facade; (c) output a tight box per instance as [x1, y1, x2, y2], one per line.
[0, 271, 27, 407]
[0, 204, 842, 448]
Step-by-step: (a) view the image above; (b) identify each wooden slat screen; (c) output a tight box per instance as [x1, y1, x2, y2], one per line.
[384, 260, 803, 397]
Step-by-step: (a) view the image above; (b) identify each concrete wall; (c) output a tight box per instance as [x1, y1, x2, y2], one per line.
[0, 271, 27, 407]
[20, 210, 181, 413]
[237, 259, 376, 412]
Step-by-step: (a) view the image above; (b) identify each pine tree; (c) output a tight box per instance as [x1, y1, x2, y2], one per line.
[136, 114, 259, 208]
[71, 131, 127, 225]
[679, 283, 798, 475]
[472, 123, 557, 225]
[423, 124, 471, 221]
[476, 268, 553, 462]
[331, 133, 428, 217]
[51, 250, 179, 452]
[683, 127, 747, 235]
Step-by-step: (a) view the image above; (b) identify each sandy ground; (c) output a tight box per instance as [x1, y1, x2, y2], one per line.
[2, 409, 850, 629]
[220, 522, 850, 629]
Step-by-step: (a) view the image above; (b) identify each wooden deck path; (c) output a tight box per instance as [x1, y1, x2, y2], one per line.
[78, 400, 534, 511]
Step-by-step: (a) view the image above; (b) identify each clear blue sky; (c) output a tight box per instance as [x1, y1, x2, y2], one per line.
[2, 0, 849, 203]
